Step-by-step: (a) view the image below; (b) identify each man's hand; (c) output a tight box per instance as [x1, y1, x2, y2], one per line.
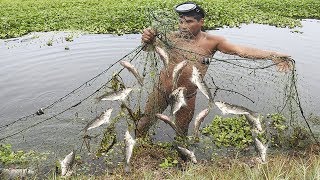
[271, 56, 294, 73]
[141, 28, 156, 44]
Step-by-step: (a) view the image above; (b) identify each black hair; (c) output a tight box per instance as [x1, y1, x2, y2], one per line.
[179, 11, 203, 21]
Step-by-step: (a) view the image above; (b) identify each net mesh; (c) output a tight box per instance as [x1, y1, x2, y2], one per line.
[0, 9, 318, 176]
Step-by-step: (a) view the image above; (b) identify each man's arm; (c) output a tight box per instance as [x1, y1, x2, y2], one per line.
[216, 38, 287, 59]
[216, 38, 293, 72]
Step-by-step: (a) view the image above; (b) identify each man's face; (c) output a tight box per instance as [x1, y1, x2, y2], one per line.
[178, 16, 203, 37]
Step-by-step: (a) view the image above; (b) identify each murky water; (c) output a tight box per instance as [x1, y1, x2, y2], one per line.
[0, 20, 319, 163]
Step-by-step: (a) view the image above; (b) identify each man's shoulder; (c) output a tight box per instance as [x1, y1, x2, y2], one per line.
[203, 32, 226, 42]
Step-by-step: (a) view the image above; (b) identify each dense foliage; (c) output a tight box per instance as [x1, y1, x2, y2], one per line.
[0, 0, 320, 39]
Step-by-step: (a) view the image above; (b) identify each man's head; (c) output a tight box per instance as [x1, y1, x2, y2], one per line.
[175, 2, 205, 21]
[175, 2, 205, 37]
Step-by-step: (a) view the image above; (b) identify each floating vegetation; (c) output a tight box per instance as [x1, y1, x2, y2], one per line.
[46, 39, 53, 46]
[1, 0, 320, 38]
[64, 34, 74, 42]
[202, 115, 253, 149]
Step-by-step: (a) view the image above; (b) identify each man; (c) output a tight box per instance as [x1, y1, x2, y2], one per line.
[136, 2, 292, 138]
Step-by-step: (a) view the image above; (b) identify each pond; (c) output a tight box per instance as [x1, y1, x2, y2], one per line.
[0, 19, 319, 162]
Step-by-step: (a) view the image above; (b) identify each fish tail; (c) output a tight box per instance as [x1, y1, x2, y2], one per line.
[138, 77, 144, 86]
[124, 165, 131, 173]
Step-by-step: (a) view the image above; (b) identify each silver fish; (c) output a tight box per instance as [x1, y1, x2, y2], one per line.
[172, 60, 188, 90]
[124, 130, 136, 173]
[253, 137, 268, 163]
[85, 108, 113, 131]
[170, 87, 187, 115]
[193, 108, 210, 139]
[190, 66, 212, 101]
[120, 61, 144, 86]
[244, 113, 263, 132]
[0, 168, 34, 179]
[100, 88, 133, 102]
[61, 150, 75, 176]
[177, 146, 197, 164]
[155, 46, 169, 69]
[214, 101, 252, 115]
[155, 113, 179, 134]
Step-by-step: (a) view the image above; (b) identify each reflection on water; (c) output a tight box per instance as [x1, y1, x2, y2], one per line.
[0, 20, 319, 157]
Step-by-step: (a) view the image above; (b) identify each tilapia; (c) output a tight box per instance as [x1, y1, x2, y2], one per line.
[84, 108, 113, 131]
[61, 150, 75, 176]
[177, 146, 197, 164]
[170, 87, 187, 115]
[244, 113, 263, 132]
[124, 130, 136, 173]
[155, 46, 169, 69]
[253, 137, 268, 163]
[190, 66, 213, 102]
[193, 108, 210, 139]
[99, 88, 132, 102]
[0, 168, 34, 179]
[214, 101, 252, 115]
[120, 61, 144, 86]
[172, 60, 188, 90]
[155, 113, 179, 133]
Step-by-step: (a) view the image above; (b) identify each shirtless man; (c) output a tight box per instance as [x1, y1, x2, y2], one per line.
[136, 2, 292, 138]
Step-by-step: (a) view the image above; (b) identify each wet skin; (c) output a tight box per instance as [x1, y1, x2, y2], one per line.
[137, 16, 293, 138]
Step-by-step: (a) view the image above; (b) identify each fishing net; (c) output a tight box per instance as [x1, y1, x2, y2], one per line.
[0, 9, 318, 177]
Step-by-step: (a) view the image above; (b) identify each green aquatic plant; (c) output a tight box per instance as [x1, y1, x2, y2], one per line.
[202, 115, 253, 149]
[201, 113, 313, 149]
[0, 144, 47, 166]
[65, 34, 74, 42]
[109, 73, 125, 92]
[1, 0, 320, 39]
[46, 39, 53, 46]
[96, 124, 117, 157]
[268, 113, 288, 147]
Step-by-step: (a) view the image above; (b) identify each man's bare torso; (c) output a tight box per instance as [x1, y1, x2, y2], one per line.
[159, 31, 220, 96]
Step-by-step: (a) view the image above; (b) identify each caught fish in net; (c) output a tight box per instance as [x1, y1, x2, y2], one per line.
[0, 8, 318, 177]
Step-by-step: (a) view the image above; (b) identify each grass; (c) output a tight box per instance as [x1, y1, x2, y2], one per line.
[0, 0, 320, 39]
[57, 144, 320, 180]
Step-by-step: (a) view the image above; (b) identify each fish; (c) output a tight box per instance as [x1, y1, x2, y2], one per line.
[214, 101, 263, 131]
[170, 87, 187, 115]
[120, 61, 144, 86]
[253, 137, 268, 163]
[177, 146, 197, 164]
[244, 113, 263, 132]
[172, 60, 188, 90]
[84, 108, 113, 131]
[99, 88, 133, 102]
[190, 66, 213, 102]
[214, 101, 252, 115]
[155, 46, 169, 69]
[124, 130, 136, 173]
[155, 113, 179, 133]
[193, 108, 210, 139]
[61, 150, 75, 176]
[0, 168, 34, 179]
